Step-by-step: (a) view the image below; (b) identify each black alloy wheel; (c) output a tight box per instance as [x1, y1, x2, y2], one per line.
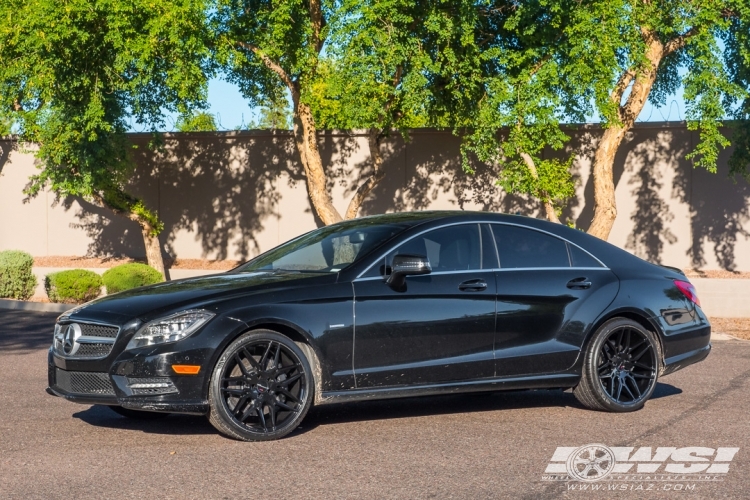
[108, 406, 170, 419]
[208, 330, 313, 441]
[574, 318, 660, 412]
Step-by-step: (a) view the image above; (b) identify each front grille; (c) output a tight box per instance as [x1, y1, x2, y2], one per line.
[55, 369, 115, 396]
[54, 322, 119, 358]
[80, 324, 118, 338]
[74, 343, 113, 357]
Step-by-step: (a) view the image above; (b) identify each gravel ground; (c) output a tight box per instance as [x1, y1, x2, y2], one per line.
[1, 310, 749, 499]
[709, 317, 750, 340]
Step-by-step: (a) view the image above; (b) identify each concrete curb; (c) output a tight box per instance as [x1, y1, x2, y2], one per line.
[0, 299, 73, 313]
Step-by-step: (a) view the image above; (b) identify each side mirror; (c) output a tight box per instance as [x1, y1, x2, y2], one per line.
[386, 254, 431, 289]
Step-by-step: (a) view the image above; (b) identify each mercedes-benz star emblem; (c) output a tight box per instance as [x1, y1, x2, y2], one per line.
[62, 323, 82, 355]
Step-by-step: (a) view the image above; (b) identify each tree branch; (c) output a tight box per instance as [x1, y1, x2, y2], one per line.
[236, 41, 299, 103]
[663, 26, 699, 56]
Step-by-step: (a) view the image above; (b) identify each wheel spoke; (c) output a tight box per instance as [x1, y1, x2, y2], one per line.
[273, 343, 282, 368]
[257, 404, 268, 430]
[232, 395, 251, 416]
[626, 375, 642, 398]
[234, 354, 251, 376]
[615, 378, 623, 401]
[631, 344, 652, 362]
[621, 379, 635, 400]
[222, 387, 249, 397]
[241, 347, 261, 370]
[259, 342, 273, 367]
[238, 405, 256, 422]
[276, 387, 300, 403]
[627, 338, 646, 354]
[616, 328, 625, 352]
[268, 404, 277, 428]
[277, 363, 300, 375]
[278, 373, 302, 387]
[629, 372, 652, 380]
[275, 399, 296, 412]
[632, 361, 653, 370]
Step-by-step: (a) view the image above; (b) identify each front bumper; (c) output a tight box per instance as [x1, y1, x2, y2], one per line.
[47, 315, 247, 415]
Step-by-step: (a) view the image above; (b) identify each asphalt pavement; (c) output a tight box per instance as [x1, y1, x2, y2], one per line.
[1, 309, 749, 499]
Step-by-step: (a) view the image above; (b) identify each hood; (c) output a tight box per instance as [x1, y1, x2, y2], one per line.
[66, 271, 333, 324]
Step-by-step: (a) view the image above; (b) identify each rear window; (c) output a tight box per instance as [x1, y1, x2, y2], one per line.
[491, 225, 570, 269]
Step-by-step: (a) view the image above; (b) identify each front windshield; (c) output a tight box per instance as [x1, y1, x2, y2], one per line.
[236, 220, 410, 273]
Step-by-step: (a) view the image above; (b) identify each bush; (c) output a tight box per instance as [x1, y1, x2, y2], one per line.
[102, 263, 163, 294]
[45, 269, 103, 304]
[0, 250, 38, 300]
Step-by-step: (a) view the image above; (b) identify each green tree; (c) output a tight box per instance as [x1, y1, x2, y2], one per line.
[252, 96, 292, 130]
[176, 111, 218, 132]
[453, 1, 579, 223]
[563, 0, 748, 239]
[0, 0, 211, 276]
[311, 0, 443, 219]
[213, 0, 344, 224]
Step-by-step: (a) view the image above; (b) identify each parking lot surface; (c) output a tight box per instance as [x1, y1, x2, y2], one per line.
[1, 310, 749, 499]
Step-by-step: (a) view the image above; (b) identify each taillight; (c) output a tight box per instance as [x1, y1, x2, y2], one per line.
[674, 280, 701, 307]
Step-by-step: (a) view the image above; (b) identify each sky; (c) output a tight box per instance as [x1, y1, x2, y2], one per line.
[141, 76, 690, 133]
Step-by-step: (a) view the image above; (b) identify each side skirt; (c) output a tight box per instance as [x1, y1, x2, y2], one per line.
[317, 373, 580, 405]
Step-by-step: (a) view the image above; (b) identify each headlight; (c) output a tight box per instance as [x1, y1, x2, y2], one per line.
[127, 310, 214, 350]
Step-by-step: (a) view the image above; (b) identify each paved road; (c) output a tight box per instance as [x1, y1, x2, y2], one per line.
[1, 310, 749, 499]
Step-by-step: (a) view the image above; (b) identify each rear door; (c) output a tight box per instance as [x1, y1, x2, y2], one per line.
[352, 223, 498, 388]
[489, 223, 619, 376]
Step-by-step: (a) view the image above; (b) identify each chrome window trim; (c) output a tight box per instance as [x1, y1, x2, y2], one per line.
[355, 220, 609, 280]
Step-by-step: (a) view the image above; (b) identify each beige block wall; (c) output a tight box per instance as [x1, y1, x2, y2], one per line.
[1, 123, 749, 271]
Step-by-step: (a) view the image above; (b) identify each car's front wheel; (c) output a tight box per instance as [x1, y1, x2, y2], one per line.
[574, 318, 661, 412]
[208, 330, 313, 441]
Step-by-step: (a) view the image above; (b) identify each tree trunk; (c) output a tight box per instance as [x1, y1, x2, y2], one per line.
[345, 128, 386, 220]
[293, 101, 343, 225]
[587, 31, 665, 240]
[519, 152, 561, 224]
[140, 222, 167, 279]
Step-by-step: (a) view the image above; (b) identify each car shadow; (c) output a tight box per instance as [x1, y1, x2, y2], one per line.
[69, 383, 683, 439]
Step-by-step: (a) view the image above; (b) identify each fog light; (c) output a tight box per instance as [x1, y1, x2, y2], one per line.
[126, 377, 178, 395]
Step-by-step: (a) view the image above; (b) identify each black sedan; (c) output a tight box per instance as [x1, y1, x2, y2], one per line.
[47, 211, 711, 441]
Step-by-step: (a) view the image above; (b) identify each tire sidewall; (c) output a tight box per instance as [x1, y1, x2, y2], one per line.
[209, 330, 314, 441]
[585, 318, 661, 412]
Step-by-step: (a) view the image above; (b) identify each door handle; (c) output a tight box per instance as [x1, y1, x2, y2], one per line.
[567, 277, 592, 290]
[459, 279, 488, 292]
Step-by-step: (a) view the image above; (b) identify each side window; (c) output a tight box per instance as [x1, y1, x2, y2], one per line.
[396, 224, 481, 272]
[491, 225, 570, 269]
[568, 243, 603, 268]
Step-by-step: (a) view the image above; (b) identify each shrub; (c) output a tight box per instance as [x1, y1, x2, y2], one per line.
[45, 269, 103, 304]
[0, 250, 38, 300]
[102, 263, 163, 294]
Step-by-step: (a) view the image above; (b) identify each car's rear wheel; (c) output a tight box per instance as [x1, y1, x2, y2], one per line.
[208, 330, 313, 441]
[108, 406, 170, 419]
[574, 318, 661, 412]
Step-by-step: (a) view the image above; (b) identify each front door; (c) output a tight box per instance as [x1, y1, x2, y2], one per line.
[352, 223, 498, 388]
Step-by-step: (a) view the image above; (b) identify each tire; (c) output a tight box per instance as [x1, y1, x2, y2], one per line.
[208, 330, 314, 441]
[108, 406, 170, 419]
[574, 318, 661, 412]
